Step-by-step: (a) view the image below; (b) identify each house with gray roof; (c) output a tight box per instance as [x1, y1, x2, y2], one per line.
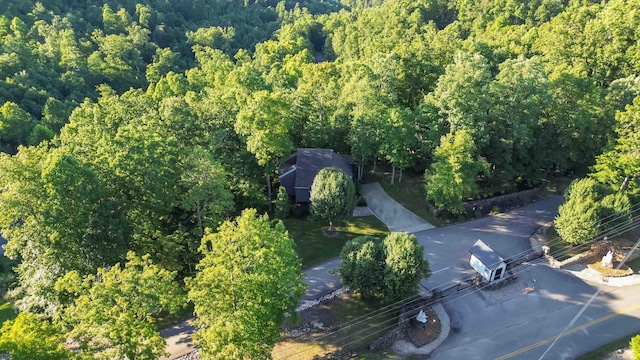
[279, 148, 354, 203]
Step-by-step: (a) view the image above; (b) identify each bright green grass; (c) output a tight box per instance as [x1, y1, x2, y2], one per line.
[576, 333, 636, 360]
[284, 216, 389, 268]
[368, 166, 441, 227]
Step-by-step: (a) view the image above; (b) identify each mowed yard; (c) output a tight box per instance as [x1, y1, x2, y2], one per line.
[284, 216, 389, 268]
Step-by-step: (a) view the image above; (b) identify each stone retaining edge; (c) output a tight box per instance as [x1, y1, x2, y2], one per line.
[390, 302, 451, 356]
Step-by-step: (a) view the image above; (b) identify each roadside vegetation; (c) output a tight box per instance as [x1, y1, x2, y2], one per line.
[0, 0, 639, 358]
[577, 333, 637, 360]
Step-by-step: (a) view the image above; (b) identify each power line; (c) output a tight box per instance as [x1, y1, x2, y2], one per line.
[538, 235, 640, 360]
[280, 213, 640, 358]
[279, 205, 640, 359]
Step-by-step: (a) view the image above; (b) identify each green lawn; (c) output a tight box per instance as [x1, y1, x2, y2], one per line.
[319, 294, 400, 351]
[576, 333, 636, 360]
[274, 293, 400, 359]
[368, 166, 442, 227]
[545, 227, 584, 261]
[284, 216, 389, 268]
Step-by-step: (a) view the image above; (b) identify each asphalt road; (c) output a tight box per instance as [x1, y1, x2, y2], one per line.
[164, 193, 640, 359]
[301, 196, 564, 306]
[431, 264, 640, 359]
[415, 196, 563, 291]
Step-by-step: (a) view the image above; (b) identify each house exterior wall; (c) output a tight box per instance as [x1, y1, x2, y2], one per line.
[469, 254, 492, 282]
[295, 187, 310, 203]
[280, 171, 296, 196]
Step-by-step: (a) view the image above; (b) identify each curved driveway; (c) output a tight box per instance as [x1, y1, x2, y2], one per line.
[301, 188, 563, 307]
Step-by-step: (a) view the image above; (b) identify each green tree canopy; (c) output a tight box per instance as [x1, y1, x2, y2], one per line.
[0, 312, 75, 360]
[592, 96, 640, 192]
[186, 208, 305, 359]
[554, 178, 604, 245]
[340, 232, 429, 304]
[310, 167, 357, 231]
[56, 252, 186, 360]
[425, 130, 489, 213]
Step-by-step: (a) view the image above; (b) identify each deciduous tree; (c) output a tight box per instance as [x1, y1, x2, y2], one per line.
[56, 252, 185, 360]
[340, 233, 429, 304]
[310, 167, 357, 231]
[186, 209, 305, 359]
[592, 96, 640, 192]
[382, 232, 430, 303]
[425, 130, 489, 213]
[0, 312, 75, 360]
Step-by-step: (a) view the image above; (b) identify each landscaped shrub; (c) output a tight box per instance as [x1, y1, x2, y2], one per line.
[274, 186, 291, 219]
[522, 195, 531, 205]
[630, 334, 640, 360]
[491, 205, 501, 214]
[340, 233, 430, 304]
[474, 210, 482, 219]
[555, 178, 606, 245]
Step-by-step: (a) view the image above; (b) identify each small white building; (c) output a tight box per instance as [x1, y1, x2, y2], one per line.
[469, 240, 507, 282]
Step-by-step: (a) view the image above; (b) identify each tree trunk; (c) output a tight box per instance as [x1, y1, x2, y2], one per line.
[399, 167, 403, 183]
[267, 172, 272, 212]
[391, 165, 396, 185]
[620, 176, 629, 192]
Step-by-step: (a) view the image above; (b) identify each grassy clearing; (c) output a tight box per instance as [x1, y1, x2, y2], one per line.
[545, 227, 584, 261]
[576, 334, 635, 360]
[273, 293, 400, 359]
[285, 216, 389, 268]
[368, 166, 441, 227]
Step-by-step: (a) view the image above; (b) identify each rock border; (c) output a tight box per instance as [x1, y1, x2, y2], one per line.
[390, 302, 450, 356]
[529, 223, 640, 287]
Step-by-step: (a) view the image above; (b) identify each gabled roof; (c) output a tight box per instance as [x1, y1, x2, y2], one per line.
[469, 240, 505, 270]
[280, 148, 353, 189]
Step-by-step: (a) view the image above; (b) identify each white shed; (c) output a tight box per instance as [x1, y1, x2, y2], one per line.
[469, 240, 507, 282]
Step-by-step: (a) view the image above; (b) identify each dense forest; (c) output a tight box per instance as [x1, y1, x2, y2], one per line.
[1, 0, 640, 357]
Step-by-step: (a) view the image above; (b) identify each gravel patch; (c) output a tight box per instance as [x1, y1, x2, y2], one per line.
[479, 279, 530, 304]
[562, 263, 640, 287]
[603, 348, 634, 360]
[174, 350, 199, 360]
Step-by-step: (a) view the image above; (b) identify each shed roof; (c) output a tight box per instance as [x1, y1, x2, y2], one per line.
[469, 239, 505, 270]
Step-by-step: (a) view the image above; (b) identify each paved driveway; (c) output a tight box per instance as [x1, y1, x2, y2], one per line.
[360, 182, 435, 233]
[300, 194, 563, 308]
